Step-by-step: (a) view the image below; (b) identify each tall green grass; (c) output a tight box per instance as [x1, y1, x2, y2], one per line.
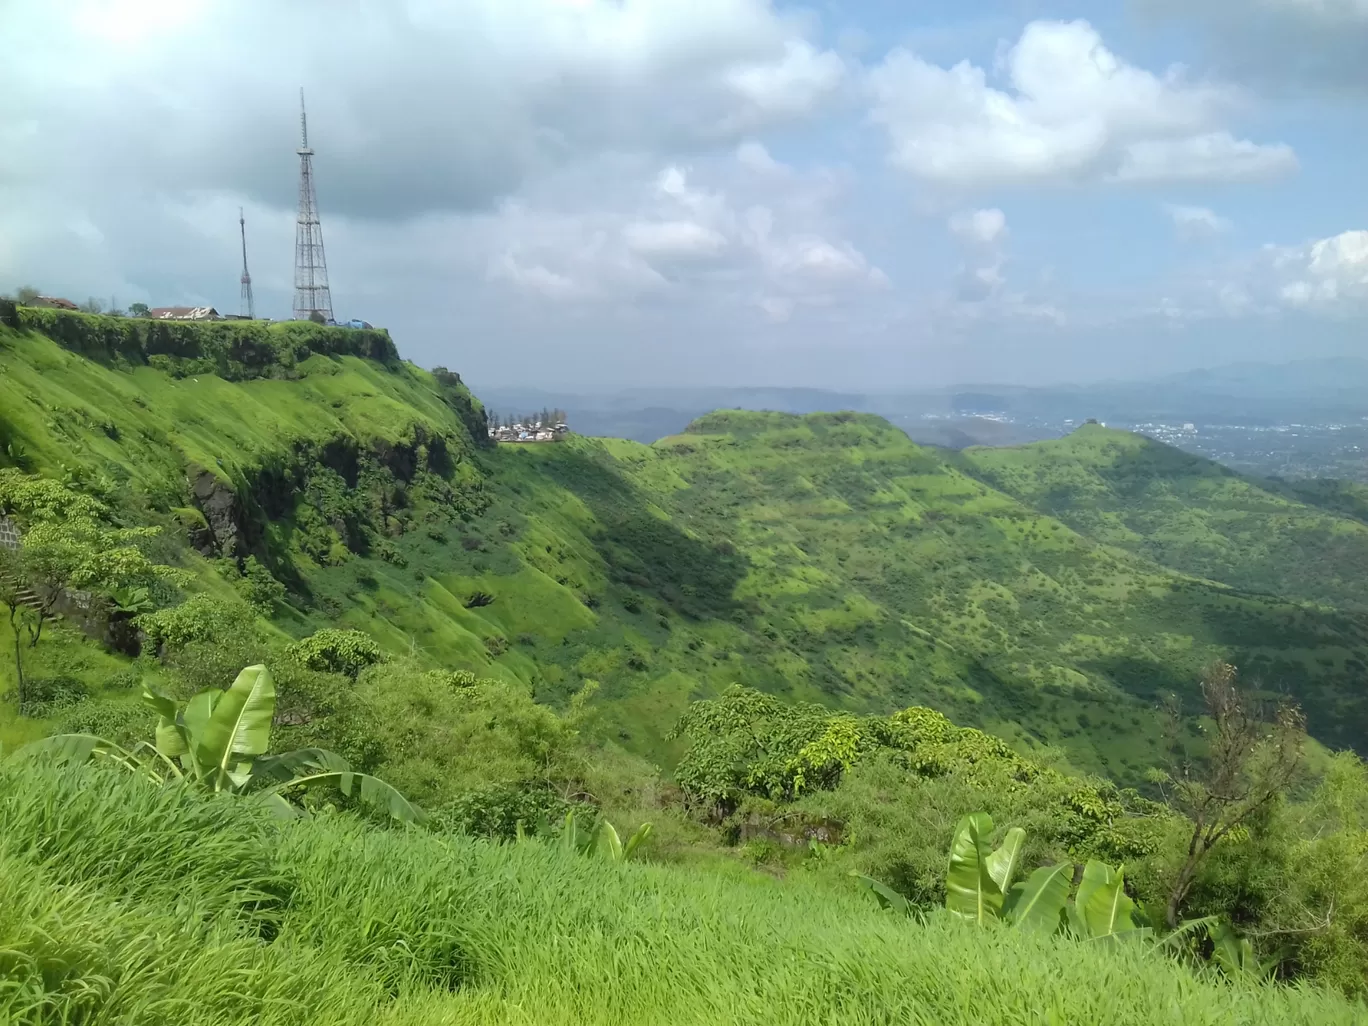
[1, 761, 1361, 1026]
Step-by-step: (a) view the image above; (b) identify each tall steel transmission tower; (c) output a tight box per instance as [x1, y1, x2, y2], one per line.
[238, 207, 255, 319]
[292, 88, 333, 322]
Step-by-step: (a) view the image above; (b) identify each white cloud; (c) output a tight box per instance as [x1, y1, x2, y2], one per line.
[868, 19, 1293, 187]
[736, 140, 784, 173]
[0, 0, 844, 220]
[757, 295, 795, 321]
[946, 209, 1010, 303]
[1163, 203, 1232, 238]
[489, 255, 584, 300]
[1112, 133, 1297, 183]
[949, 208, 1007, 245]
[622, 220, 728, 259]
[1276, 230, 1368, 308]
[724, 40, 847, 123]
[474, 158, 885, 315]
[1117, 227, 1368, 322]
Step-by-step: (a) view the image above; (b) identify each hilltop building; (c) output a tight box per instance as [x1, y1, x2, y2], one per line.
[488, 411, 569, 443]
[147, 306, 221, 321]
[29, 296, 78, 311]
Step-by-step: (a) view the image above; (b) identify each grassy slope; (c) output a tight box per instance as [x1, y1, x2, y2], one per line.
[312, 409, 1368, 777]
[961, 425, 1368, 612]
[5, 760, 1361, 1026]
[6, 321, 1368, 780]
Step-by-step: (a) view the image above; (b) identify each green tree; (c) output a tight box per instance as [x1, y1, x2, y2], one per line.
[128, 302, 150, 318]
[138, 594, 257, 653]
[14, 285, 40, 305]
[287, 628, 382, 678]
[78, 297, 103, 314]
[0, 547, 40, 705]
[0, 471, 191, 710]
[22, 664, 425, 823]
[238, 555, 285, 614]
[1153, 662, 1305, 929]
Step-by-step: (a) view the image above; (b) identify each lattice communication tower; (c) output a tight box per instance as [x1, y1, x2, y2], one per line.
[292, 88, 333, 322]
[238, 207, 255, 319]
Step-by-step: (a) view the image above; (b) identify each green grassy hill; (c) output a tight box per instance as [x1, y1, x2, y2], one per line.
[961, 425, 1368, 612]
[5, 312, 1368, 781]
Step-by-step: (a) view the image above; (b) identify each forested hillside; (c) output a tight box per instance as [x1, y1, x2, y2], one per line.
[961, 426, 1368, 613]
[6, 311, 1368, 774]
[6, 311, 1368, 1014]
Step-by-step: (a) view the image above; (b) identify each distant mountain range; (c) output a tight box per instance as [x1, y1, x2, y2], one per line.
[474, 355, 1368, 446]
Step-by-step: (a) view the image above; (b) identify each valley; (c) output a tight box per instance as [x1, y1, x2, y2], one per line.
[5, 308, 1368, 1014]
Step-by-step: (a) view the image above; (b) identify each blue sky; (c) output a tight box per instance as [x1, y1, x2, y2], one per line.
[1, 0, 1364, 391]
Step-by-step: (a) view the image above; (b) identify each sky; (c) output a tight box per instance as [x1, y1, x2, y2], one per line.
[1, 0, 1365, 392]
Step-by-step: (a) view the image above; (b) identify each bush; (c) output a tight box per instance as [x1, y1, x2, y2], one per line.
[54, 698, 157, 749]
[17, 674, 90, 717]
[437, 783, 572, 840]
[287, 628, 383, 678]
[238, 556, 286, 614]
[309, 662, 582, 811]
[138, 594, 259, 653]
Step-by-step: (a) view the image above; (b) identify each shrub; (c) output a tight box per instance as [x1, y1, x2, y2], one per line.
[238, 556, 286, 614]
[138, 594, 258, 653]
[287, 628, 383, 678]
[437, 782, 571, 839]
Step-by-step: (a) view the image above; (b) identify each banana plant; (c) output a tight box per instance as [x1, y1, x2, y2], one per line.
[591, 816, 654, 862]
[538, 810, 653, 862]
[854, 812, 1142, 939]
[1067, 860, 1145, 941]
[1002, 862, 1073, 934]
[946, 812, 1025, 923]
[1208, 922, 1279, 982]
[854, 810, 1263, 979]
[19, 664, 425, 824]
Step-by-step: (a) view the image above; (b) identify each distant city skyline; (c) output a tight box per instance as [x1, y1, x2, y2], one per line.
[1, 1, 1364, 390]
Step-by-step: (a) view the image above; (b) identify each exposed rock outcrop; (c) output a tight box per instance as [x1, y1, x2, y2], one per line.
[190, 469, 245, 557]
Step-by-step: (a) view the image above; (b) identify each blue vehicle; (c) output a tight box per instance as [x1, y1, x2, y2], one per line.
[345, 318, 373, 330]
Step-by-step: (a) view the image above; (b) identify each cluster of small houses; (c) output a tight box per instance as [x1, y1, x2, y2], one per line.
[22, 296, 372, 329]
[488, 412, 569, 444]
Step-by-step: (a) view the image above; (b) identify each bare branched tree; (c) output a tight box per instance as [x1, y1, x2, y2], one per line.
[1156, 662, 1306, 928]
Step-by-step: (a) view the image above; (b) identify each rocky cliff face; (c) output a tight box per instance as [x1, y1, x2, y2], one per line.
[187, 425, 487, 585]
[190, 469, 245, 558]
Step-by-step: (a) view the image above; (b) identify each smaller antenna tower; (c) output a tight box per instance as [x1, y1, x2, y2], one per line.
[239, 207, 255, 319]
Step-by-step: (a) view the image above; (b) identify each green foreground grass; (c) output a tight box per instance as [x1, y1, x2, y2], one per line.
[2, 760, 1361, 1026]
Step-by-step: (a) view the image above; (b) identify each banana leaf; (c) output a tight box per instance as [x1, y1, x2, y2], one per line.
[252, 747, 427, 824]
[195, 665, 275, 785]
[181, 688, 221, 779]
[1070, 860, 1141, 940]
[143, 687, 188, 761]
[946, 812, 1003, 923]
[1003, 862, 1071, 934]
[18, 733, 135, 769]
[986, 826, 1027, 894]
[850, 872, 912, 914]
[623, 822, 654, 860]
[1208, 922, 1278, 981]
[595, 819, 624, 861]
